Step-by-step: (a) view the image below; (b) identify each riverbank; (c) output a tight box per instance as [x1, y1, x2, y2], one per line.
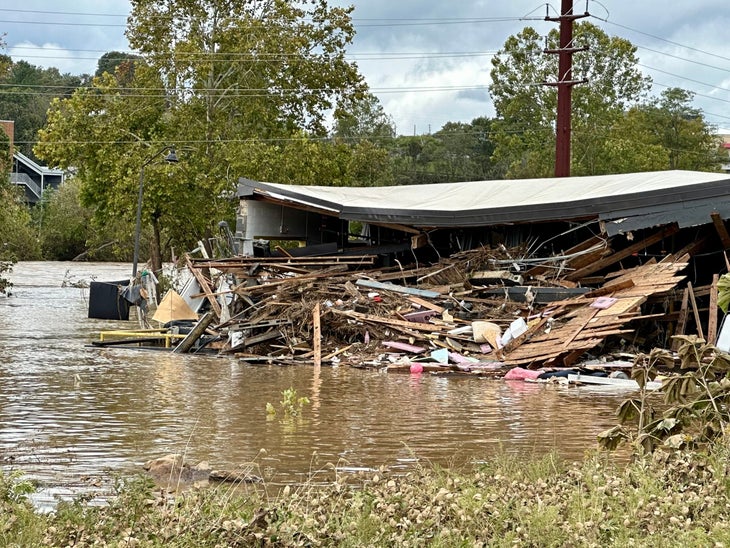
[4, 444, 730, 547]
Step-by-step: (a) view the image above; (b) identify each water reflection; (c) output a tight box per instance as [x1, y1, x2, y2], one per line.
[1, 262, 629, 500]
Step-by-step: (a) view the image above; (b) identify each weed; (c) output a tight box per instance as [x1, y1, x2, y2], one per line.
[266, 387, 310, 418]
[600, 336, 730, 453]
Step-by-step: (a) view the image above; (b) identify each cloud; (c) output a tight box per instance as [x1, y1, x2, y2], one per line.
[8, 42, 94, 75]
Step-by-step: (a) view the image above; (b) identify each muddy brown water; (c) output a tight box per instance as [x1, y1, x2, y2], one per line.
[1, 261, 631, 507]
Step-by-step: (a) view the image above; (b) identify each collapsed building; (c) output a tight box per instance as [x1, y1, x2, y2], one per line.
[98, 170, 730, 371]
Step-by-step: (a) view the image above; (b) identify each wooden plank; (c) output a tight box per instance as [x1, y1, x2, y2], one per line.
[322, 344, 355, 361]
[185, 255, 222, 318]
[687, 282, 705, 341]
[356, 279, 441, 298]
[711, 212, 730, 250]
[565, 224, 680, 282]
[313, 302, 321, 367]
[709, 274, 720, 345]
[502, 317, 550, 353]
[407, 296, 445, 314]
[582, 280, 634, 298]
[562, 308, 600, 349]
[672, 287, 690, 351]
[173, 311, 216, 354]
[331, 309, 447, 332]
[595, 296, 645, 317]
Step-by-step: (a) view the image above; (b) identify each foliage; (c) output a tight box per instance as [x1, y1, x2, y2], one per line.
[624, 88, 722, 172]
[0, 58, 85, 159]
[35, 0, 367, 275]
[0, 121, 39, 262]
[267, 387, 310, 417]
[8, 447, 730, 545]
[388, 117, 501, 185]
[35, 178, 91, 260]
[600, 336, 730, 453]
[0, 185, 41, 261]
[95, 51, 142, 78]
[489, 22, 653, 178]
[0, 259, 12, 295]
[333, 92, 395, 144]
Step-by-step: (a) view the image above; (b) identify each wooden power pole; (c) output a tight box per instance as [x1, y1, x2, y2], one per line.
[544, 0, 588, 177]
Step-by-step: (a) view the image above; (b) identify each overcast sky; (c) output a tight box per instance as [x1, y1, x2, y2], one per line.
[4, 1, 730, 134]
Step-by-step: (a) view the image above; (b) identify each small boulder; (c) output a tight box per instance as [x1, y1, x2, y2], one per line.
[143, 454, 211, 483]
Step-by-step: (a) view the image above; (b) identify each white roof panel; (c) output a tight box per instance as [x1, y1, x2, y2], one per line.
[238, 170, 730, 228]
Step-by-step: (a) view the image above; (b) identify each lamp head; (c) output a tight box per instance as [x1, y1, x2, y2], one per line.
[164, 147, 178, 163]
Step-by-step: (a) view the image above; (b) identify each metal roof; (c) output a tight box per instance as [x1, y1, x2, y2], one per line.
[238, 170, 730, 231]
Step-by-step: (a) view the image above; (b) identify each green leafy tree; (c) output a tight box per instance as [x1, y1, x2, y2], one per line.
[37, 178, 92, 260]
[333, 93, 395, 144]
[388, 118, 500, 185]
[95, 51, 142, 79]
[0, 129, 40, 260]
[36, 0, 366, 274]
[489, 22, 651, 177]
[0, 59, 84, 159]
[630, 88, 721, 171]
[331, 93, 395, 186]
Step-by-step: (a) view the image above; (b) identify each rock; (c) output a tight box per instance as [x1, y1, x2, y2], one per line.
[209, 468, 263, 483]
[143, 454, 211, 483]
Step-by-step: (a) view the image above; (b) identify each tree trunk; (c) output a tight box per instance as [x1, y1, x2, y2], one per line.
[151, 217, 163, 277]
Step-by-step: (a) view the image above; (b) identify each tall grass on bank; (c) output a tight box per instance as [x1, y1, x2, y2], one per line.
[3, 445, 730, 547]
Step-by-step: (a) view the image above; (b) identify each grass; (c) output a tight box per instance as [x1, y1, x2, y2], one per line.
[4, 443, 730, 546]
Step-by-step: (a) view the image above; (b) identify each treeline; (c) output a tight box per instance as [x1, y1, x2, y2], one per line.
[0, 4, 723, 266]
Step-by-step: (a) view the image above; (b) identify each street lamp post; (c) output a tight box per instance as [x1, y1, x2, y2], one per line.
[132, 145, 178, 279]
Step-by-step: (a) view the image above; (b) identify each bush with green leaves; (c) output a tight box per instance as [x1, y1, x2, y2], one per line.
[599, 335, 730, 453]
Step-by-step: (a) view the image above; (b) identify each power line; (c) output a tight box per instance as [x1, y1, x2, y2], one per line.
[591, 15, 730, 64]
[638, 63, 730, 94]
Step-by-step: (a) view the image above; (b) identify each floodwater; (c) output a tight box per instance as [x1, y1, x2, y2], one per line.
[1, 261, 631, 506]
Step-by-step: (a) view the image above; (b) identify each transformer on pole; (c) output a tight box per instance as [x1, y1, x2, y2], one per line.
[543, 0, 589, 177]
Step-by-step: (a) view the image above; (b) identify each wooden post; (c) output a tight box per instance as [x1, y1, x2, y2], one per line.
[687, 282, 705, 341]
[711, 212, 730, 250]
[313, 302, 321, 367]
[709, 274, 720, 345]
[172, 311, 215, 354]
[672, 287, 689, 351]
[185, 255, 222, 318]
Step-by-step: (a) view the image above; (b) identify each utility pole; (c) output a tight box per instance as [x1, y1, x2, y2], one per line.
[544, 0, 588, 177]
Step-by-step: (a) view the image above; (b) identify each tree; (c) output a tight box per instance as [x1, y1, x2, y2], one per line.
[333, 93, 395, 144]
[36, 0, 366, 274]
[95, 51, 142, 78]
[631, 88, 721, 172]
[0, 59, 84, 159]
[37, 178, 92, 260]
[387, 118, 501, 185]
[489, 22, 652, 177]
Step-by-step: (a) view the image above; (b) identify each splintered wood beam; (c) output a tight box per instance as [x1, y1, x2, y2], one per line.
[172, 311, 216, 354]
[525, 235, 606, 277]
[313, 302, 322, 367]
[331, 309, 446, 332]
[565, 224, 680, 282]
[687, 282, 705, 341]
[562, 308, 600, 349]
[185, 254, 222, 318]
[711, 212, 730, 250]
[709, 274, 720, 345]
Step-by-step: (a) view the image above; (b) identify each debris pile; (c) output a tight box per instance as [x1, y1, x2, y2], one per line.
[163, 233, 709, 374]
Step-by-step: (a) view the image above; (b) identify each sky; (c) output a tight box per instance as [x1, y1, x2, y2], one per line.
[4, 1, 730, 135]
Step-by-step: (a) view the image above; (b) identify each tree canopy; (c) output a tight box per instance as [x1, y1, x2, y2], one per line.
[35, 0, 369, 273]
[489, 22, 653, 178]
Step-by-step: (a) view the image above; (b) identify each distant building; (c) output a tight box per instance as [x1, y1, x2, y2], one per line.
[10, 151, 65, 204]
[1, 120, 65, 204]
